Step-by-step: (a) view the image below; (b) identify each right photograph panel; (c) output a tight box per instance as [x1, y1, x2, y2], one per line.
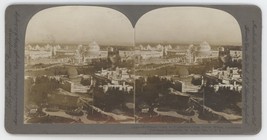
[134, 7, 242, 124]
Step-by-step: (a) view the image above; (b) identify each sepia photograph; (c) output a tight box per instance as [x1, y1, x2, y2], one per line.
[134, 7, 242, 124]
[24, 6, 135, 124]
[24, 6, 242, 124]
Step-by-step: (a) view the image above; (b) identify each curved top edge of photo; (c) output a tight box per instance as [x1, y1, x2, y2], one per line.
[25, 6, 242, 47]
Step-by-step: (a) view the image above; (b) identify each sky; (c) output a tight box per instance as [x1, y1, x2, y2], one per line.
[25, 6, 134, 46]
[135, 7, 242, 46]
[26, 6, 242, 46]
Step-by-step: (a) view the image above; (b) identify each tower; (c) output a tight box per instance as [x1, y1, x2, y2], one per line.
[50, 45, 55, 58]
[162, 46, 167, 58]
[218, 46, 225, 57]
[201, 76, 204, 85]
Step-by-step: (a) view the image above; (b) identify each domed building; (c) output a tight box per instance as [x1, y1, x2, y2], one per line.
[62, 67, 88, 93]
[87, 41, 100, 54]
[83, 41, 101, 62]
[67, 67, 81, 83]
[195, 41, 212, 57]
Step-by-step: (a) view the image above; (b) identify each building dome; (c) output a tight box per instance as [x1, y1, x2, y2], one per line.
[177, 67, 189, 77]
[197, 41, 211, 51]
[195, 41, 212, 57]
[84, 41, 100, 57]
[67, 67, 78, 78]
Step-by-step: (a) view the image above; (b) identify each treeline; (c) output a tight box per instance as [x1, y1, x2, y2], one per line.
[24, 76, 61, 106]
[25, 65, 96, 76]
[135, 76, 174, 108]
[93, 87, 133, 113]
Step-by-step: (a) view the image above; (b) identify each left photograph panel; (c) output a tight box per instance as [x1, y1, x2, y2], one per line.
[24, 6, 135, 124]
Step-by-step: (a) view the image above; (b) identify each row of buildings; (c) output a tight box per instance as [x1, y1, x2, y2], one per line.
[25, 41, 241, 65]
[95, 67, 134, 93]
